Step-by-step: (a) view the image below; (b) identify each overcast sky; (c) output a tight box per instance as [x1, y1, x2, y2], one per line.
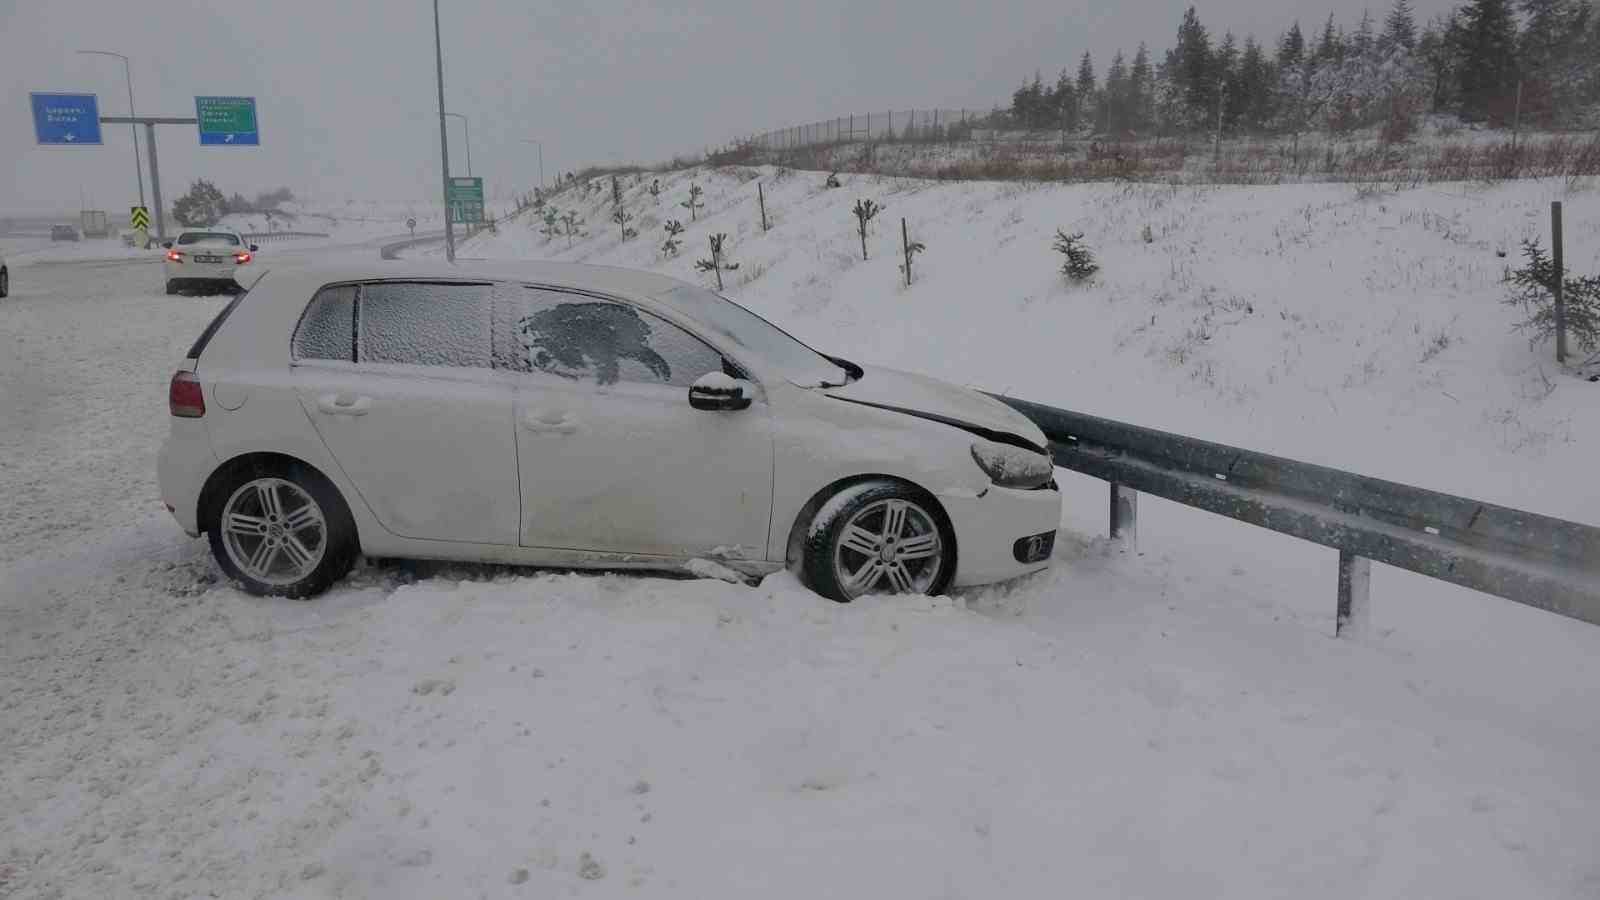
[3, 0, 1461, 216]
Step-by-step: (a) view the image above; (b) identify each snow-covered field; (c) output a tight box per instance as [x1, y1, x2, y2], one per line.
[3, 169, 1598, 899]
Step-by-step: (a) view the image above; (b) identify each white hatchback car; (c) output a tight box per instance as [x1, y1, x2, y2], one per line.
[158, 261, 1061, 601]
[163, 227, 258, 295]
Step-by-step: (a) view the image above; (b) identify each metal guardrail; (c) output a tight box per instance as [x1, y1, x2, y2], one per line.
[379, 233, 445, 260]
[991, 394, 1600, 636]
[242, 231, 331, 243]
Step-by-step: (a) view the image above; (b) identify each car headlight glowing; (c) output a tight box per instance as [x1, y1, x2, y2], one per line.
[969, 440, 1054, 489]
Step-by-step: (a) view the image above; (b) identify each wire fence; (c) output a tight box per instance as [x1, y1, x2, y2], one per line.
[750, 109, 994, 151]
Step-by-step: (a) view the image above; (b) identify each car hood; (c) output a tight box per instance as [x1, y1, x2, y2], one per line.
[820, 365, 1049, 452]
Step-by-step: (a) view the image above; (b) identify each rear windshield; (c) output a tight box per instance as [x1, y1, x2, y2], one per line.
[185, 274, 262, 360]
[177, 232, 240, 246]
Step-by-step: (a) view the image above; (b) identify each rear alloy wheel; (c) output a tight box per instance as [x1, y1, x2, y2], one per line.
[165, 279, 179, 296]
[206, 464, 356, 598]
[803, 481, 954, 602]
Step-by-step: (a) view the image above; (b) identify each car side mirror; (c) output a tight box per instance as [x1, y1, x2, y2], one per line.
[249, 244, 259, 252]
[162, 241, 173, 249]
[689, 373, 753, 411]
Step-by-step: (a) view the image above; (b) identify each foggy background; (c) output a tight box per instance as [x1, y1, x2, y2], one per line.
[3, 0, 1459, 216]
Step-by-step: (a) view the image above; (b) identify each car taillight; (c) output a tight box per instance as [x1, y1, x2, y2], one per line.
[166, 250, 183, 262]
[233, 251, 251, 264]
[169, 371, 205, 418]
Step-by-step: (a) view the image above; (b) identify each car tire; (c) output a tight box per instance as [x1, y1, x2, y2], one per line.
[165, 279, 180, 296]
[0, 268, 8, 298]
[205, 460, 358, 599]
[802, 480, 956, 603]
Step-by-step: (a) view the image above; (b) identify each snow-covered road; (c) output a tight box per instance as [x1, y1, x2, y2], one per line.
[3, 238, 1599, 899]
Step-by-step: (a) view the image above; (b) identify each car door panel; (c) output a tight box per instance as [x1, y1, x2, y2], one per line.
[289, 281, 521, 546]
[296, 365, 521, 545]
[498, 287, 775, 559]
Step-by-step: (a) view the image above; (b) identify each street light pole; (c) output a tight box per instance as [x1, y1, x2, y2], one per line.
[522, 139, 544, 190]
[444, 112, 472, 177]
[77, 50, 145, 209]
[432, 0, 455, 262]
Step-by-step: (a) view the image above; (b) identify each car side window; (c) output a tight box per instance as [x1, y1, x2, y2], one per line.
[358, 282, 492, 369]
[291, 284, 356, 362]
[494, 288, 726, 388]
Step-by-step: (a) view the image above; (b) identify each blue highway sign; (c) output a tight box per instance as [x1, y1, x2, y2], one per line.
[31, 92, 102, 145]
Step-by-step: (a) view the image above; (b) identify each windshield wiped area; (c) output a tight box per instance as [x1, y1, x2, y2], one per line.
[177, 232, 240, 246]
[656, 284, 849, 387]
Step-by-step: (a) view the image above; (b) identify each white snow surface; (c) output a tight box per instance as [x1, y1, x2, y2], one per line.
[2, 171, 1599, 898]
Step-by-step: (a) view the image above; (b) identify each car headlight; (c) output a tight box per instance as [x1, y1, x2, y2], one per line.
[969, 440, 1054, 489]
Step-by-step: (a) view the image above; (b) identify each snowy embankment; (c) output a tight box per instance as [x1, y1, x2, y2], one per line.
[218, 199, 444, 244]
[2, 172, 1597, 897]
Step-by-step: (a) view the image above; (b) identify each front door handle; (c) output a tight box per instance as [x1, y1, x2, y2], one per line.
[522, 411, 580, 434]
[317, 393, 372, 416]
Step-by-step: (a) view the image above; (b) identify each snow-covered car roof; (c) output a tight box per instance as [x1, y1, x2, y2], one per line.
[251, 259, 688, 304]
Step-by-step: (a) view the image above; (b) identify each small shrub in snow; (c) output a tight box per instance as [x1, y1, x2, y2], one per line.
[899, 218, 926, 287]
[681, 183, 704, 222]
[539, 208, 561, 240]
[1141, 224, 1155, 244]
[649, 179, 661, 204]
[1505, 239, 1600, 355]
[610, 177, 637, 241]
[661, 219, 685, 257]
[1053, 229, 1100, 282]
[824, 171, 842, 189]
[852, 198, 883, 261]
[695, 233, 740, 291]
[560, 210, 586, 247]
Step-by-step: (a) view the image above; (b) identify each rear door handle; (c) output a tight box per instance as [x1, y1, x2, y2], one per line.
[522, 411, 579, 434]
[317, 393, 372, 416]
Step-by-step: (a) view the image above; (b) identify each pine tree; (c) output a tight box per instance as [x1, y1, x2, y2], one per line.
[1236, 36, 1274, 131]
[1352, 9, 1375, 59]
[851, 198, 883, 261]
[1129, 44, 1154, 131]
[1316, 14, 1344, 64]
[1105, 51, 1130, 133]
[1278, 21, 1306, 68]
[1214, 32, 1242, 132]
[1174, 6, 1215, 128]
[694, 233, 739, 291]
[1382, 0, 1417, 51]
[1455, 0, 1519, 121]
[1053, 69, 1078, 131]
[1077, 52, 1097, 128]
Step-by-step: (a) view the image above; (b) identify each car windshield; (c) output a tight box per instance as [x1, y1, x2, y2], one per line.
[177, 232, 240, 246]
[656, 284, 851, 388]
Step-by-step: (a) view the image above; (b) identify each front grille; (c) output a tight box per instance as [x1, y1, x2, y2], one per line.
[1013, 531, 1056, 564]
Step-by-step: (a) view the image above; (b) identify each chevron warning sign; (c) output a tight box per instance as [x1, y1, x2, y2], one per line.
[130, 206, 149, 230]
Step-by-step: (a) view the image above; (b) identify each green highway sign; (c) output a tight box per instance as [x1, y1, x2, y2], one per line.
[447, 176, 484, 224]
[195, 96, 259, 145]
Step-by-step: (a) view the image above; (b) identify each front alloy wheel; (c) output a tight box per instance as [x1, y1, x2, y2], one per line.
[803, 481, 954, 602]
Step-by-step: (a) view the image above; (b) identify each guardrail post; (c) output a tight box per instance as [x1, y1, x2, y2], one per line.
[1109, 483, 1137, 551]
[1336, 550, 1371, 638]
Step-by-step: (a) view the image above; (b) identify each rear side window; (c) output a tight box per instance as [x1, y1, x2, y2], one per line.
[291, 281, 493, 368]
[292, 285, 356, 361]
[359, 282, 492, 368]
